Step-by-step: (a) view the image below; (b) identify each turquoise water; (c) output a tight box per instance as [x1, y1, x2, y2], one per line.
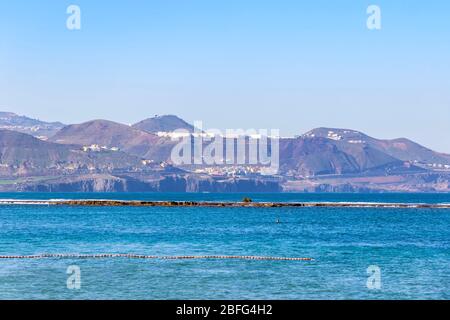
[0, 193, 449, 300]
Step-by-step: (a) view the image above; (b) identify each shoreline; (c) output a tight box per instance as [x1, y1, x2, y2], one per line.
[0, 199, 450, 208]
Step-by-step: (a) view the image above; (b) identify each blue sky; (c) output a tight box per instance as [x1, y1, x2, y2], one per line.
[1, 0, 449, 151]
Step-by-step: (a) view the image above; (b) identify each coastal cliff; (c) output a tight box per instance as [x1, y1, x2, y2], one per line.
[11, 174, 282, 193]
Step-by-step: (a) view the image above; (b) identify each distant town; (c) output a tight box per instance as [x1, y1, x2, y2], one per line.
[0, 111, 449, 192]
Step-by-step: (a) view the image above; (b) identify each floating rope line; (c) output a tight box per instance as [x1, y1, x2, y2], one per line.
[0, 254, 313, 261]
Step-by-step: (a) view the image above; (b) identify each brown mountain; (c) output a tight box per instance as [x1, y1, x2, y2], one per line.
[132, 115, 195, 133]
[278, 136, 415, 177]
[49, 120, 173, 161]
[304, 128, 450, 167]
[0, 129, 143, 176]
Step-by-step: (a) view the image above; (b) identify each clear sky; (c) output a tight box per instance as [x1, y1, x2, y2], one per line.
[1, 0, 449, 152]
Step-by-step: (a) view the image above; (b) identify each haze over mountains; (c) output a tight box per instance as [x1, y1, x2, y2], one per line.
[0, 111, 449, 192]
[0, 112, 64, 139]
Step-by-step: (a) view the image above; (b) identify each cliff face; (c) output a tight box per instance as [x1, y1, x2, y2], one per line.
[282, 172, 450, 193]
[184, 176, 281, 193]
[19, 175, 148, 192]
[14, 175, 282, 193]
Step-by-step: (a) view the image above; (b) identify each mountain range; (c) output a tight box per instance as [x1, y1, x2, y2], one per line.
[0, 112, 64, 140]
[0, 111, 448, 192]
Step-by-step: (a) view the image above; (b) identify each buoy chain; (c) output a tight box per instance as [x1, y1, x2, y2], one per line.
[0, 254, 313, 261]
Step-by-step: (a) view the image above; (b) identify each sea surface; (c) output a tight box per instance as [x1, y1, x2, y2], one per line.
[0, 193, 449, 300]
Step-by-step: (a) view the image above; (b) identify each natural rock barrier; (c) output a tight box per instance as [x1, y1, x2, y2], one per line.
[0, 254, 313, 261]
[1, 199, 449, 209]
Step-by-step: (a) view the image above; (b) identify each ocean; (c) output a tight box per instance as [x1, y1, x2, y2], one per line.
[0, 193, 449, 300]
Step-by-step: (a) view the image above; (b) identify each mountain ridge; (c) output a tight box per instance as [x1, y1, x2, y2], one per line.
[1, 111, 449, 192]
[133, 115, 195, 133]
[304, 127, 450, 167]
[0, 111, 65, 139]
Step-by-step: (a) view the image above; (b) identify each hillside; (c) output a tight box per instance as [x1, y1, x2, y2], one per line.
[132, 115, 195, 133]
[278, 136, 420, 177]
[0, 112, 64, 139]
[0, 129, 143, 176]
[49, 120, 172, 161]
[304, 128, 450, 168]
